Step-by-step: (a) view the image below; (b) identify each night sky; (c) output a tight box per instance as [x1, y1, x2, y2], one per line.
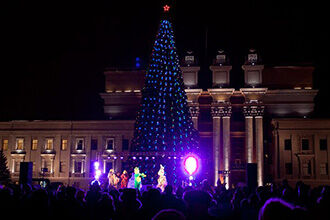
[1, 0, 329, 121]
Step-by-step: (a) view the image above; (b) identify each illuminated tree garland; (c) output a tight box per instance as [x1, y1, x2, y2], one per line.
[130, 9, 199, 185]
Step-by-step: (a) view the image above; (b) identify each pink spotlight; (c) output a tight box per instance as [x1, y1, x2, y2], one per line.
[184, 155, 198, 175]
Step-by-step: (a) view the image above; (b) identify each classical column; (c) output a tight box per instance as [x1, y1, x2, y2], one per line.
[81, 159, 85, 174]
[211, 106, 221, 186]
[222, 110, 231, 189]
[12, 158, 15, 173]
[41, 158, 46, 169]
[50, 158, 54, 174]
[103, 159, 106, 173]
[208, 88, 235, 186]
[71, 158, 75, 174]
[243, 105, 256, 164]
[245, 115, 254, 163]
[240, 88, 267, 187]
[255, 115, 263, 186]
[189, 105, 200, 130]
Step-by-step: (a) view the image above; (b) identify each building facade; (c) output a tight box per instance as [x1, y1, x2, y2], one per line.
[0, 121, 134, 189]
[1, 52, 329, 188]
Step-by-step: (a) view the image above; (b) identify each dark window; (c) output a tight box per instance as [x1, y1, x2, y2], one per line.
[302, 139, 309, 150]
[285, 163, 293, 175]
[122, 139, 129, 151]
[91, 139, 98, 150]
[77, 140, 83, 150]
[105, 162, 112, 174]
[284, 139, 292, 150]
[106, 139, 114, 150]
[320, 139, 327, 151]
[74, 161, 82, 173]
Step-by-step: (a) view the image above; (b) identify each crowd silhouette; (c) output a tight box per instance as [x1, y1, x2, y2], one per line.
[0, 179, 329, 220]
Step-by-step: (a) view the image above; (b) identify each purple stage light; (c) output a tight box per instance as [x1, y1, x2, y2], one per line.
[184, 155, 198, 175]
[133, 156, 136, 160]
[93, 161, 102, 183]
[95, 169, 101, 179]
[94, 161, 100, 169]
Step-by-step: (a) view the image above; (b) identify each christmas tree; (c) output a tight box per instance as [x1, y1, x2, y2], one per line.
[0, 150, 10, 184]
[130, 5, 199, 185]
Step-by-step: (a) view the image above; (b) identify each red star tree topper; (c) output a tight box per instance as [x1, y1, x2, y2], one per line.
[163, 4, 170, 12]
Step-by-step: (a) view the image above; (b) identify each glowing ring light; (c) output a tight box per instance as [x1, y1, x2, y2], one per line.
[184, 155, 198, 175]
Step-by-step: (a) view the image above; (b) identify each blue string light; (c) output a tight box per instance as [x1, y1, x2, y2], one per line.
[131, 17, 199, 184]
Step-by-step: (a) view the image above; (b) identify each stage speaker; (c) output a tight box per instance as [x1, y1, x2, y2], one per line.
[246, 163, 257, 190]
[19, 162, 33, 185]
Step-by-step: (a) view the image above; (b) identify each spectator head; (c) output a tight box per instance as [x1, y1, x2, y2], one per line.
[282, 187, 294, 202]
[119, 188, 137, 202]
[66, 186, 76, 199]
[90, 181, 101, 192]
[176, 186, 184, 199]
[259, 198, 294, 220]
[75, 189, 86, 201]
[240, 198, 249, 209]
[109, 188, 120, 201]
[119, 188, 142, 210]
[183, 190, 212, 215]
[164, 185, 173, 195]
[147, 188, 162, 201]
[152, 209, 186, 220]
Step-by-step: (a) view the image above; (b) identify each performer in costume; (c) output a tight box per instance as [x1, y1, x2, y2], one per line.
[134, 167, 146, 190]
[120, 170, 129, 188]
[108, 169, 119, 188]
[127, 173, 135, 189]
[157, 164, 167, 192]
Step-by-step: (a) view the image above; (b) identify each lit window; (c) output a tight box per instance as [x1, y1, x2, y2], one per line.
[61, 139, 68, 151]
[32, 139, 38, 150]
[2, 139, 8, 151]
[16, 138, 24, 150]
[106, 138, 114, 150]
[45, 139, 53, 150]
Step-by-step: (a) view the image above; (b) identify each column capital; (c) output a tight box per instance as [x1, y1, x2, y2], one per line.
[211, 103, 232, 118]
[189, 104, 200, 117]
[243, 104, 264, 117]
